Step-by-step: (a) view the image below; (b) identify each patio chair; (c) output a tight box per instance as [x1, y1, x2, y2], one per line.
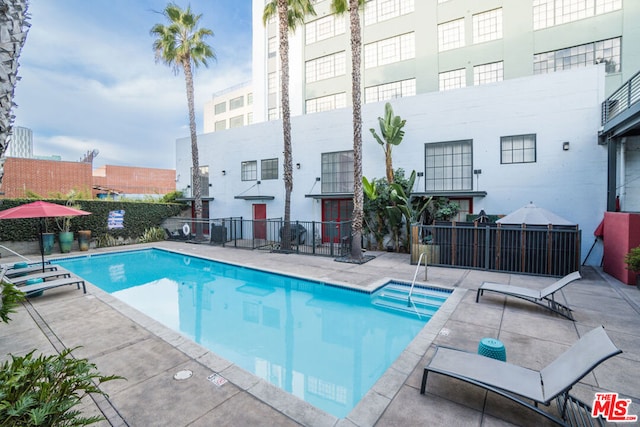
[6, 268, 72, 286]
[476, 271, 581, 320]
[5, 263, 58, 278]
[18, 276, 86, 296]
[420, 325, 621, 427]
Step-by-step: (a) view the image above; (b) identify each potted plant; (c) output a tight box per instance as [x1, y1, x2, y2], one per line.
[624, 245, 640, 287]
[78, 229, 91, 251]
[55, 214, 75, 253]
[41, 218, 55, 255]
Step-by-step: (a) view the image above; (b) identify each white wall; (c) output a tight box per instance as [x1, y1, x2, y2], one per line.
[177, 66, 608, 264]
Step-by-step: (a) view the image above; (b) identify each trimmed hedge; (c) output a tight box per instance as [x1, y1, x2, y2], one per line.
[0, 199, 186, 241]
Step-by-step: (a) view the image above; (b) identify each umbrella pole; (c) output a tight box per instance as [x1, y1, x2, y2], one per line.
[39, 218, 46, 272]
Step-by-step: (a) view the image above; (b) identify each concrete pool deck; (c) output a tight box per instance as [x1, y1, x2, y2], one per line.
[1, 241, 639, 426]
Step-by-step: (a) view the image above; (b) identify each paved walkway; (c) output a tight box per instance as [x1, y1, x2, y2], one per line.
[1, 242, 639, 426]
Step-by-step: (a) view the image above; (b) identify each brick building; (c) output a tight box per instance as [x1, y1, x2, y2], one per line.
[1, 157, 92, 198]
[92, 165, 176, 198]
[0, 158, 176, 199]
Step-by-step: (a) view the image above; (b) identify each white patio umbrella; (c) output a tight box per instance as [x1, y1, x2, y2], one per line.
[496, 202, 575, 225]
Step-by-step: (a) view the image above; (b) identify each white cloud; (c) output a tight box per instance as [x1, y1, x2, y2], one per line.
[12, 0, 253, 170]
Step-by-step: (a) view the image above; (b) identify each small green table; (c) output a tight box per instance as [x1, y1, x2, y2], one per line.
[478, 337, 506, 361]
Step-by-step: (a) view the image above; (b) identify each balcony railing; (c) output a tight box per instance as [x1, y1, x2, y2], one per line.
[601, 69, 640, 125]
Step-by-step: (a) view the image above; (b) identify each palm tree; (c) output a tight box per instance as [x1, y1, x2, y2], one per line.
[151, 3, 215, 240]
[331, 0, 365, 260]
[263, 0, 315, 251]
[0, 0, 30, 190]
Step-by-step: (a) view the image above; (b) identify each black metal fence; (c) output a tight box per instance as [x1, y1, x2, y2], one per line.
[410, 222, 581, 277]
[167, 217, 352, 258]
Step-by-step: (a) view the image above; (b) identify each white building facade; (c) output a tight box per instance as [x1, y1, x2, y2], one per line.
[251, 0, 640, 124]
[177, 66, 609, 262]
[203, 82, 253, 133]
[6, 126, 33, 158]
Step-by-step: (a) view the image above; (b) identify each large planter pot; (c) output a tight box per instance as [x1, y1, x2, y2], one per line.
[78, 230, 91, 251]
[42, 232, 55, 255]
[58, 231, 74, 253]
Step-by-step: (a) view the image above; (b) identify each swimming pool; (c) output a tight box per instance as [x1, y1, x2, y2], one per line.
[54, 248, 450, 418]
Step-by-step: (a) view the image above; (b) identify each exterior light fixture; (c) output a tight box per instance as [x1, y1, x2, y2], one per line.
[315, 177, 321, 181]
[562, 141, 570, 151]
[222, 170, 226, 176]
[296, 163, 301, 169]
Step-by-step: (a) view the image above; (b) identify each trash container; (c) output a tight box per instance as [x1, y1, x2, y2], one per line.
[279, 224, 307, 245]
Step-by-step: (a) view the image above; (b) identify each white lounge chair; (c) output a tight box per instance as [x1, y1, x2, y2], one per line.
[6, 269, 72, 286]
[476, 271, 581, 320]
[19, 276, 86, 296]
[5, 263, 58, 278]
[421, 326, 621, 426]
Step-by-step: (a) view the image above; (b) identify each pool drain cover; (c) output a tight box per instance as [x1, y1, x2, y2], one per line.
[173, 370, 193, 380]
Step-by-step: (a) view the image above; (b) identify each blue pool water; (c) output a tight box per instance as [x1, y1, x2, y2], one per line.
[55, 248, 450, 418]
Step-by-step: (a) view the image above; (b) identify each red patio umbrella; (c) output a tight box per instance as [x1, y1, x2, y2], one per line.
[0, 201, 92, 271]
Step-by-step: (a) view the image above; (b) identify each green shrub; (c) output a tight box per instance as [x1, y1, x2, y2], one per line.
[138, 227, 166, 243]
[0, 348, 123, 426]
[624, 246, 640, 272]
[1, 282, 25, 323]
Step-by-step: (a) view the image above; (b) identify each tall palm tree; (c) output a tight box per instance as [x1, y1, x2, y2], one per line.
[0, 0, 30, 190]
[151, 3, 214, 240]
[263, 0, 315, 251]
[331, 0, 365, 260]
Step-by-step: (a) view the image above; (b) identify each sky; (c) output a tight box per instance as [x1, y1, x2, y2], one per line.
[13, 0, 253, 170]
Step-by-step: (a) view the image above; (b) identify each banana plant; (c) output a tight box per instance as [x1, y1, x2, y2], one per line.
[370, 102, 406, 184]
[386, 170, 431, 250]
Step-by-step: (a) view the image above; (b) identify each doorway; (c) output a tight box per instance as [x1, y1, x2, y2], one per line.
[321, 199, 353, 243]
[253, 204, 267, 240]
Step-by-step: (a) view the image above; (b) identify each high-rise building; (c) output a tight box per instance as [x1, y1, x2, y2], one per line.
[5, 126, 33, 158]
[251, 0, 639, 123]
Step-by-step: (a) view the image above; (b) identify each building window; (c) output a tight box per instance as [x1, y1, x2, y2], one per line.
[229, 115, 244, 128]
[268, 108, 278, 121]
[425, 140, 473, 191]
[268, 36, 277, 58]
[241, 161, 257, 181]
[364, 32, 415, 69]
[247, 112, 253, 125]
[230, 96, 244, 110]
[533, 0, 622, 30]
[473, 61, 503, 85]
[321, 151, 354, 193]
[533, 37, 621, 74]
[365, 78, 416, 104]
[214, 102, 226, 114]
[214, 120, 226, 131]
[192, 166, 209, 197]
[501, 134, 536, 164]
[306, 51, 346, 83]
[306, 93, 346, 114]
[247, 93, 253, 105]
[439, 68, 466, 91]
[268, 72, 277, 94]
[261, 158, 278, 180]
[306, 14, 345, 44]
[438, 18, 465, 52]
[473, 8, 502, 44]
[364, 0, 415, 26]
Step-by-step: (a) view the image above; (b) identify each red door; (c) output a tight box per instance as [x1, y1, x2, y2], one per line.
[322, 199, 353, 243]
[253, 204, 267, 239]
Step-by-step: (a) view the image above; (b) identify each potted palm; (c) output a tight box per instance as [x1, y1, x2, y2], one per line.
[55, 214, 75, 253]
[624, 246, 640, 287]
